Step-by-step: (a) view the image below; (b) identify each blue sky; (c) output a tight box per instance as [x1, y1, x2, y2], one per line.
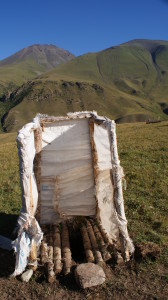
[0, 0, 168, 60]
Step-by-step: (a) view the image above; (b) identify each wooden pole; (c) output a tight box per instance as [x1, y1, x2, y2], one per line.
[86, 220, 104, 265]
[40, 240, 48, 264]
[89, 119, 100, 219]
[61, 222, 71, 275]
[53, 225, 62, 274]
[29, 126, 42, 271]
[34, 126, 42, 223]
[92, 222, 111, 261]
[98, 223, 113, 245]
[47, 246, 55, 283]
[80, 224, 94, 263]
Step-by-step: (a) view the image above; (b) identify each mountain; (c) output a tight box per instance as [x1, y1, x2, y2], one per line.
[0, 44, 75, 97]
[1, 39, 168, 132]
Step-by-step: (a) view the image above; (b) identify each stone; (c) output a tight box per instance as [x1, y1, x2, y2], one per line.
[116, 252, 124, 265]
[21, 269, 33, 282]
[75, 263, 106, 289]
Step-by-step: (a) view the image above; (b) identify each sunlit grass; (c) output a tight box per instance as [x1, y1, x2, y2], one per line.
[0, 134, 21, 234]
[117, 121, 168, 245]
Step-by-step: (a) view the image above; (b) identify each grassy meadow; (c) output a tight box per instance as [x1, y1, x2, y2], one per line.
[0, 132, 20, 236]
[0, 121, 168, 298]
[117, 122, 168, 245]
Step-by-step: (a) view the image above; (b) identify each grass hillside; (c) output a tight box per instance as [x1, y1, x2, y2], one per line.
[47, 39, 168, 105]
[0, 122, 167, 299]
[1, 39, 168, 131]
[0, 44, 75, 97]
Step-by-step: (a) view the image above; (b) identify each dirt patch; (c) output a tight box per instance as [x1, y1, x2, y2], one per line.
[134, 242, 161, 261]
[0, 246, 168, 300]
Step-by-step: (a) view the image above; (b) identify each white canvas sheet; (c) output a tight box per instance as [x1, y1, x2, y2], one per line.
[13, 118, 43, 276]
[17, 121, 39, 215]
[40, 118, 96, 223]
[94, 123, 120, 241]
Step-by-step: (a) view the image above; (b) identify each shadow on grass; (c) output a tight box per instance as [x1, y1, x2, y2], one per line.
[157, 124, 168, 128]
[0, 213, 18, 238]
[0, 248, 15, 278]
[0, 213, 17, 278]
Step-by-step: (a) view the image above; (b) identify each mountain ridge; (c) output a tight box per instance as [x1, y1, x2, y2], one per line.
[1, 39, 168, 131]
[0, 44, 75, 98]
[0, 44, 74, 68]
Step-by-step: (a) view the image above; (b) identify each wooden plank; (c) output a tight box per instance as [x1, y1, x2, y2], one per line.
[34, 126, 42, 222]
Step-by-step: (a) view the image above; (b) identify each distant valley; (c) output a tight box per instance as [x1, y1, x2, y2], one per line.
[1, 39, 168, 132]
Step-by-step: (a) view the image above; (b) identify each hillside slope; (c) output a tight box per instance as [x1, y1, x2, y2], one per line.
[2, 39, 168, 131]
[0, 44, 75, 97]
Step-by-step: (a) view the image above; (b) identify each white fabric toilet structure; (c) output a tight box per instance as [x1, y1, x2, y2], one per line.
[12, 111, 134, 276]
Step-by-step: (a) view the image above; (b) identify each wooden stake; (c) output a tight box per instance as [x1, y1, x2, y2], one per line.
[29, 215, 37, 270]
[92, 223, 111, 261]
[61, 222, 71, 275]
[28, 126, 42, 271]
[98, 223, 113, 245]
[125, 246, 130, 262]
[86, 220, 104, 265]
[29, 239, 37, 271]
[47, 246, 55, 283]
[34, 126, 42, 223]
[89, 119, 100, 219]
[49, 225, 53, 246]
[80, 224, 94, 263]
[53, 225, 62, 274]
[98, 223, 121, 262]
[40, 240, 48, 264]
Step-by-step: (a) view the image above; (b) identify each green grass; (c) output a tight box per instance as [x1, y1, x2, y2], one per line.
[0, 134, 21, 235]
[117, 121, 168, 246]
[0, 59, 45, 97]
